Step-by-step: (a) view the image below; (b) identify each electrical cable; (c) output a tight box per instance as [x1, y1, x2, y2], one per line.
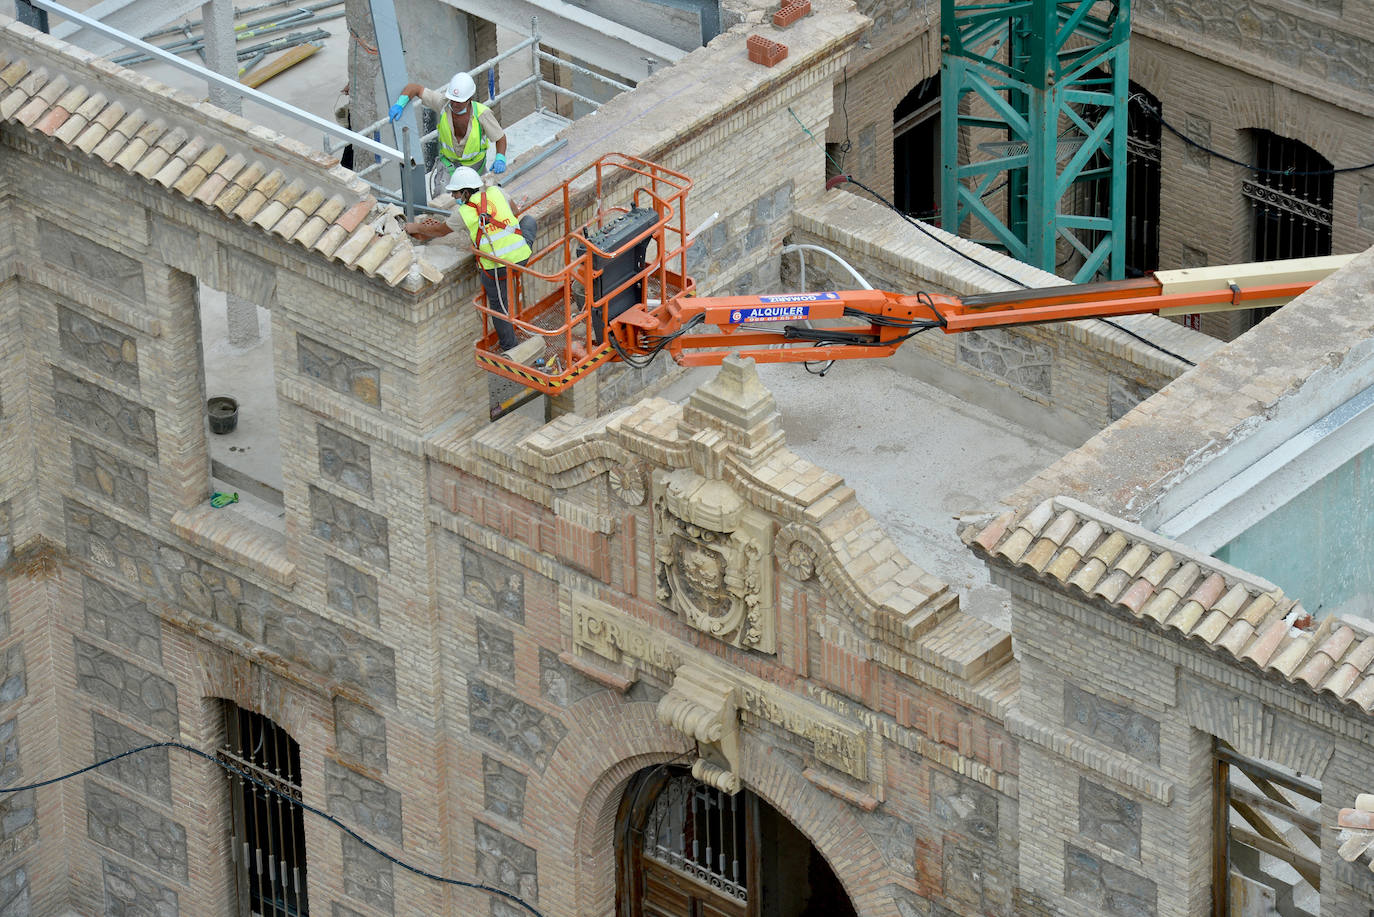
[1131, 96, 1374, 175]
[1, 741, 546, 917]
[788, 106, 1199, 368]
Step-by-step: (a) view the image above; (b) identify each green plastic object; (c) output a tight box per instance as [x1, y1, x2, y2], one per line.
[210, 491, 239, 508]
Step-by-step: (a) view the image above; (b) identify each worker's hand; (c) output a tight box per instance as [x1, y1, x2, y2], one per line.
[491, 153, 506, 174]
[400, 82, 423, 99]
[405, 218, 447, 240]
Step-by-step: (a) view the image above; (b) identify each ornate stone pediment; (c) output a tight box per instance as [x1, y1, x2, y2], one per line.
[652, 468, 774, 653]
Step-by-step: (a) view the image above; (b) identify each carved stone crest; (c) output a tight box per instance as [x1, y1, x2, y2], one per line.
[653, 469, 774, 653]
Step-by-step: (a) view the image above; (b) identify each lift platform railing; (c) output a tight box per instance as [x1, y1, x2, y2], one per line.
[470, 154, 695, 395]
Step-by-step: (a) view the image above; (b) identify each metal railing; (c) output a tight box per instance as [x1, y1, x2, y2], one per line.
[19, 4, 636, 215]
[334, 16, 634, 201]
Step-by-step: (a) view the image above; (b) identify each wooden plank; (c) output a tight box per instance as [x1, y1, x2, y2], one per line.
[239, 43, 319, 89]
[1215, 743, 1322, 799]
[1230, 826, 1321, 891]
[1228, 784, 1322, 842]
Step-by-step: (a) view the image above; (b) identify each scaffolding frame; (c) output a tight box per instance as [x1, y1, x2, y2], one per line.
[940, 0, 1131, 281]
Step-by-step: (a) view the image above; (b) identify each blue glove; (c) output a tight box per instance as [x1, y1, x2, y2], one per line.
[387, 94, 409, 121]
[491, 153, 506, 174]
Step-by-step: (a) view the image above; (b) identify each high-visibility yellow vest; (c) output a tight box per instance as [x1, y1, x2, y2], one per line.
[438, 100, 489, 169]
[458, 188, 530, 270]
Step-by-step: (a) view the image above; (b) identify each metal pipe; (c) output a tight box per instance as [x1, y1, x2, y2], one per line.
[534, 48, 633, 93]
[780, 243, 875, 289]
[531, 16, 541, 113]
[30, 0, 402, 162]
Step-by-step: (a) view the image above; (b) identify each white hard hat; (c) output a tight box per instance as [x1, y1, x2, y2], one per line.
[444, 72, 476, 103]
[445, 166, 483, 193]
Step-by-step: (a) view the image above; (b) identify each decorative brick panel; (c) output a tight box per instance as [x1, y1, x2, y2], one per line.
[820, 642, 877, 708]
[553, 516, 611, 582]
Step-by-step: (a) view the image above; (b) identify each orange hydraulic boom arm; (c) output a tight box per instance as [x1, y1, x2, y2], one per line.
[608, 256, 1346, 370]
[466, 155, 1349, 397]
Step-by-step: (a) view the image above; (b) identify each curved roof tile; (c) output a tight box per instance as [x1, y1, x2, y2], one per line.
[0, 27, 441, 288]
[966, 495, 1374, 715]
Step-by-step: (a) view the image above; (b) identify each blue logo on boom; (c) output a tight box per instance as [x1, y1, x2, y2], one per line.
[729, 292, 837, 324]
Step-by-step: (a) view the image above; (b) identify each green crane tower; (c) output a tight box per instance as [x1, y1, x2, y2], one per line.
[940, 0, 1131, 281]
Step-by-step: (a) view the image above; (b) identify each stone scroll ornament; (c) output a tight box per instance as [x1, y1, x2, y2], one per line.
[652, 469, 775, 654]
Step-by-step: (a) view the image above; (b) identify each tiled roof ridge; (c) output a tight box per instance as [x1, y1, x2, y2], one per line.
[965, 494, 1374, 714]
[0, 21, 444, 289]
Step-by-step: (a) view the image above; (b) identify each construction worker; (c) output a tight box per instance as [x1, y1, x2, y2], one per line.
[404, 166, 533, 351]
[398, 72, 508, 199]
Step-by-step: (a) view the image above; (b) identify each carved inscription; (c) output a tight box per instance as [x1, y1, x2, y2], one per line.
[572, 593, 869, 781]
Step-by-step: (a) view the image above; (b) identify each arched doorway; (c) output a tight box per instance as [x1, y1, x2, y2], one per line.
[618, 767, 858, 917]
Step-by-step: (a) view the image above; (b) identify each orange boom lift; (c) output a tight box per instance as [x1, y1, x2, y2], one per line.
[470, 154, 1347, 396]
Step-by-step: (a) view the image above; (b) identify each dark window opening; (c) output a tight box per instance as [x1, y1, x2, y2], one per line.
[1245, 130, 1333, 326]
[222, 703, 309, 917]
[893, 75, 941, 219]
[1125, 85, 1161, 277]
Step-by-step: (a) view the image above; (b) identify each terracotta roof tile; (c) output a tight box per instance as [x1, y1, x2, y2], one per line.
[34, 101, 70, 135]
[0, 65, 45, 120]
[335, 197, 376, 234]
[1193, 609, 1232, 644]
[971, 510, 1014, 553]
[0, 58, 30, 89]
[355, 233, 399, 275]
[333, 225, 376, 266]
[113, 118, 165, 170]
[312, 223, 350, 258]
[213, 160, 265, 212]
[1216, 618, 1257, 656]
[1067, 556, 1109, 594]
[1346, 675, 1374, 711]
[91, 107, 145, 161]
[378, 246, 413, 286]
[968, 496, 1374, 713]
[16, 73, 67, 126]
[152, 135, 205, 187]
[71, 99, 123, 152]
[1269, 632, 1314, 677]
[1165, 599, 1207, 634]
[1241, 615, 1292, 668]
[271, 187, 325, 238]
[1022, 535, 1059, 573]
[2, 46, 430, 287]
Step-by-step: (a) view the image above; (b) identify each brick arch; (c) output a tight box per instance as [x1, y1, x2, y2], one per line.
[529, 691, 907, 916]
[738, 743, 905, 917]
[1223, 86, 1343, 166]
[521, 693, 691, 915]
[193, 645, 319, 744]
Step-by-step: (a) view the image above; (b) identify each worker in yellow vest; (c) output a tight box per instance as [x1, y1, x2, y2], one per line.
[404, 167, 534, 351]
[399, 72, 508, 199]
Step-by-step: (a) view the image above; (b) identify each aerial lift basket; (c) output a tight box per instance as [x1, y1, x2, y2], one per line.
[472, 153, 696, 395]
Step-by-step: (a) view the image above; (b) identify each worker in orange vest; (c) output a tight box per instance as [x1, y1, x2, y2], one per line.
[398, 72, 508, 199]
[405, 167, 534, 351]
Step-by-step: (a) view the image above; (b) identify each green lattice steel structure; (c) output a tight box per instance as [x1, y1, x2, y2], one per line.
[940, 0, 1131, 281]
